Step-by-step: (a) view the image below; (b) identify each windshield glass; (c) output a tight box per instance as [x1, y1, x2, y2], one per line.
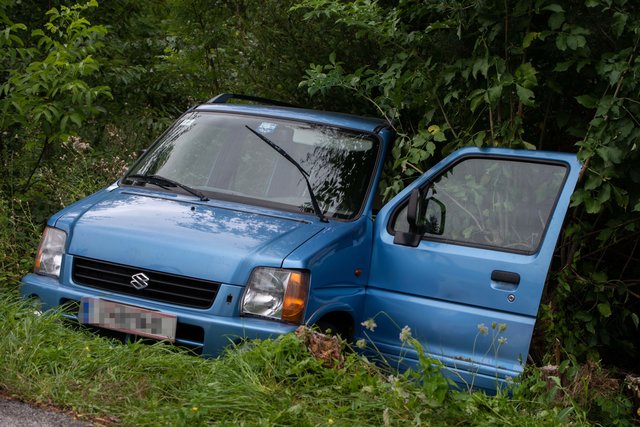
[123, 112, 380, 220]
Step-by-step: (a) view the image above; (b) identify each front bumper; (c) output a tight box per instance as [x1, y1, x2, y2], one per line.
[20, 272, 297, 355]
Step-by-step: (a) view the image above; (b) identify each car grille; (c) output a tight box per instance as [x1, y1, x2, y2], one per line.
[72, 257, 219, 309]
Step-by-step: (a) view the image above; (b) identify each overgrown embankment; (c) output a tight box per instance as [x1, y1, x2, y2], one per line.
[0, 291, 636, 426]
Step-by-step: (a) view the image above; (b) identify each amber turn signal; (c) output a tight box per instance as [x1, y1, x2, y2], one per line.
[281, 271, 309, 324]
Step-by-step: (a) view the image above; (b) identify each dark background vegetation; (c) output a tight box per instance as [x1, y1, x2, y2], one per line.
[0, 0, 639, 423]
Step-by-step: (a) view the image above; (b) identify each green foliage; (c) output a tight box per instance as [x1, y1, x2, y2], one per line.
[297, 0, 640, 368]
[160, 0, 374, 110]
[515, 357, 634, 427]
[1, 1, 110, 137]
[0, 130, 135, 293]
[0, 198, 40, 288]
[87, 0, 184, 123]
[0, 2, 119, 287]
[0, 0, 112, 197]
[541, 267, 639, 367]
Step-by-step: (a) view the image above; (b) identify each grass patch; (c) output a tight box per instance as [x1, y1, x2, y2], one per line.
[0, 289, 634, 426]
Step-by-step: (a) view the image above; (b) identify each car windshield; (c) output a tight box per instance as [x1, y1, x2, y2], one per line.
[123, 112, 379, 220]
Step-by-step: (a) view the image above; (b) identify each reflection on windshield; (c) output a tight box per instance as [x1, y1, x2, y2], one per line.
[124, 113, 379, 220]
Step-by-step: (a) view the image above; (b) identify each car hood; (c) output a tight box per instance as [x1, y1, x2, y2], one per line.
[66, 191, 324, 285]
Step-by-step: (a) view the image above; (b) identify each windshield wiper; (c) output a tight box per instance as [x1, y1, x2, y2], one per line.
[245, 125, 328, 223]
[126, 174, 209, 202]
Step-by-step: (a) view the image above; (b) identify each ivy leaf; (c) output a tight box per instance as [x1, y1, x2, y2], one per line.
[472, 57, 489, 79]
[596, 146, 623, 165]
[575, 94, 597, 108]
[433, 131, 446, 142]
[566, 34, 586, 50]
[469, 89, 486, 112]
[556, 34, 567, 51]
[584, 173, 602, 191]
[443, 90, 459, 105]
[516, 84, 535, 106]
[515, 63, 538, 88]
[473, 131, 486, 147]
[486, 85, 502, 105]
[595, 96, 613, 117]
[576, 59, 591, 72]
[618, 119, 634, 138]
[575, 311, 593, 322]
[571, 189, 585, 208]
[548, 12, 565, 31]
[597, 183, 612, 205]
[632, 313, 639, 329]
[611, 12, 628, 37]
[583, 194, 600, 213]
[554, 61, 573, 72]
[69, 112, 83, 127]
[593, 269, 609, 285]
[597, 303, 612, 318]
[542, 4, 565, 13]
[522, 32, 539, 48]
[612, 185, 628, 209]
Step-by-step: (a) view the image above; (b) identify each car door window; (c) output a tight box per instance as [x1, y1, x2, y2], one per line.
[392, 157, 568, 254]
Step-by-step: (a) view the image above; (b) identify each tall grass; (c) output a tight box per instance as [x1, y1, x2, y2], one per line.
[1, 289, 626, 426]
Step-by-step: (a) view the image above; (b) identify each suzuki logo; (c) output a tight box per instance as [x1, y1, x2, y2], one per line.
[130, 272, 150, 290]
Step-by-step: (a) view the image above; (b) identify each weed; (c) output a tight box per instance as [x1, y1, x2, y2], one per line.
[3, 290, 634, 425]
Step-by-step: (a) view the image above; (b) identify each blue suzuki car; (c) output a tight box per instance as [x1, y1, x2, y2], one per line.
[21, 94, 581, 391]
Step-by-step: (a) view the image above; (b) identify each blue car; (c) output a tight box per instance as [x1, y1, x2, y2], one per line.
[21, 94, 581, 391]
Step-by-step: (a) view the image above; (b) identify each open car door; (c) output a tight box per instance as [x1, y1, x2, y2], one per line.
[363, 147, 581, 391]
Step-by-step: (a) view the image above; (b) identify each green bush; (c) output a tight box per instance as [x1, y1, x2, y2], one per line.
[295, 0, 640, 369]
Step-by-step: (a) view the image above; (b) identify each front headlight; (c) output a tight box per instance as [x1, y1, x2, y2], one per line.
[34, 227, 67, 278]
[241, 268, 310, 324]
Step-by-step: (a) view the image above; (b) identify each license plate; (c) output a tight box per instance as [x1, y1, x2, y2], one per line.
[78, 297, 177, 342]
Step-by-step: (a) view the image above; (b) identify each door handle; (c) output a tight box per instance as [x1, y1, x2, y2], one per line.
[491, 270, 520, 291]
[491, 270, 520, 284]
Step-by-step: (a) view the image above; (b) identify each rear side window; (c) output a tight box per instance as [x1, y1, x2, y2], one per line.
[392, 157, 568, 254]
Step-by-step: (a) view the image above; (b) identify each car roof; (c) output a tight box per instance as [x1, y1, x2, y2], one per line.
[194, 103, 389, 134]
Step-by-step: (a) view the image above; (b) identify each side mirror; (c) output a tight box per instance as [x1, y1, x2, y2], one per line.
[424, 196, 446, 235]
[393, 188, 424, 247]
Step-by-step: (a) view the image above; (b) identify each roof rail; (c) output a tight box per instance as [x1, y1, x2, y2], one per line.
[207, 93, 297, 108]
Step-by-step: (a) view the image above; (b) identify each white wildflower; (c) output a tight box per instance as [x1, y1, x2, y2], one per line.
[361, 386, 373, 393]
[387, 374, 400, 385]
[399, 325, 412, 342]
[477, 323, 489, 335]
[361, 318, 377, 332]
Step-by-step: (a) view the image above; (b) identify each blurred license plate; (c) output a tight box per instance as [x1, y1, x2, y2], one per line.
[79, 297, 177, 342]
